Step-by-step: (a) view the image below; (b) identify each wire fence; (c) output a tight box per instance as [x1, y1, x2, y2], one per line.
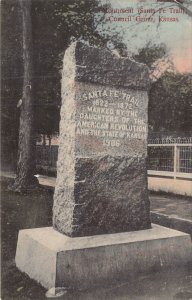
[148, 143, 192, 177]
[148, 146, 174, 172]
[176, 145, 192, 173]
[148, 137, 192, 144]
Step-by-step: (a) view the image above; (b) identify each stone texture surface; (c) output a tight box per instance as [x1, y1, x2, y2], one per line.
[15, 226, 192, 289]
[53, 41, 151, 237]
[54, 156, 150, 236]
[73, 42, 150, 90]
[75, 82, 148, 157]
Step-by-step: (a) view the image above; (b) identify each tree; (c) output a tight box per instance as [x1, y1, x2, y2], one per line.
[133, 43, 192, 135]
[134, 43, 167, 68]
[9, 0, 39, 192]
[149, 72, 192, 134]
[4, 0, 108, 191]
[1, 0, 23, 172]
[31, 0, 110, 137]
[4, 0, 190, 189]
[134, 43, 175, 81]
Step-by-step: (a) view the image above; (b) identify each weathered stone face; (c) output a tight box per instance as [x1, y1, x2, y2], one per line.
[53, 41, 151, 237]
[75, 83, 148, 157]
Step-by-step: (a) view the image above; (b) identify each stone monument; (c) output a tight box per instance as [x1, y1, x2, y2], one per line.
[53, 41, 151, 237]
[15, 42, 192, 290]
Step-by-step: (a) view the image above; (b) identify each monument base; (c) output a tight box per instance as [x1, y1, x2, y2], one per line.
[15, 225, 192, 290]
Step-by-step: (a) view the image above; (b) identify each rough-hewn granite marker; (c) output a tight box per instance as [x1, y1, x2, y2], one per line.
[53, 41, 151, 237]
[15, 42, 192, 290]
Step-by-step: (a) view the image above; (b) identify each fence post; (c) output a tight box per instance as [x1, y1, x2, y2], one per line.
[173, 144, 177, 179]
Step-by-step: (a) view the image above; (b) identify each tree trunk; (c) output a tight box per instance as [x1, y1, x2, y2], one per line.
[10, 0, 38, 192]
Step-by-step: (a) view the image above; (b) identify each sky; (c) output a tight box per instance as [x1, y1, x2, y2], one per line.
[98, 0, 192, 73]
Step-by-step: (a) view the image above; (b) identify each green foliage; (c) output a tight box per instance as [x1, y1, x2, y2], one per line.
[133, 43, 191, 135]
[134, 42, 167, 68]
[149, 72, 192, 133]
[2, 0, 108, 138]
[2, 0, 191, 148]
[31, 0, 108, 134]
[1, 0, 22, 156]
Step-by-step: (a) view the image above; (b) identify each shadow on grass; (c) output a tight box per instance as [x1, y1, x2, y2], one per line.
[1, 180, 53, 300]
[1, 180, 192, 300]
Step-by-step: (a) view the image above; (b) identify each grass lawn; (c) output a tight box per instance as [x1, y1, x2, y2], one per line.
[1, 180, 53, 300]
[1, 179, 192, 300]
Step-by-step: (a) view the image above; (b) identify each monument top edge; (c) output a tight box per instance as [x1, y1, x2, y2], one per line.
[65, 41, 151, 90]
